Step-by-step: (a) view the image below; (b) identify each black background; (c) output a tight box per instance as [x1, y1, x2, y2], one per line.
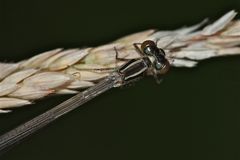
[0, 0, 240, 159]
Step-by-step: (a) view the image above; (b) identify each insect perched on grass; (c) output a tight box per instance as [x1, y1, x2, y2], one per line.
[0, 40, 170, 154]
[1, 10, 240, 155]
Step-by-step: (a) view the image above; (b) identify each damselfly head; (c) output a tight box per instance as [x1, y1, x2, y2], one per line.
[141, 40, 159, 55]
[141, 40, 170, 75]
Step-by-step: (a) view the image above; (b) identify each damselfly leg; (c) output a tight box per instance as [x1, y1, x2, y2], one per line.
[70, 47, 131, 73]
[133, 43, 147, 57]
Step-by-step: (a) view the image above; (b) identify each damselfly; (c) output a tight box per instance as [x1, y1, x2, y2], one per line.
[0, 40, 170, 154]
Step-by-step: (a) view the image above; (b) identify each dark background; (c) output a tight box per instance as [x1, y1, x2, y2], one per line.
[0, 0, 240, 159]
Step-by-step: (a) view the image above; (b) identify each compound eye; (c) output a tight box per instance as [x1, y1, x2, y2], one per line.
[154, 59, 170, 74]
[154, 61, 163, 70]
[141, 40, 156, 54]
[144, 46, 155, 55]
[160, 60, 170, 74]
